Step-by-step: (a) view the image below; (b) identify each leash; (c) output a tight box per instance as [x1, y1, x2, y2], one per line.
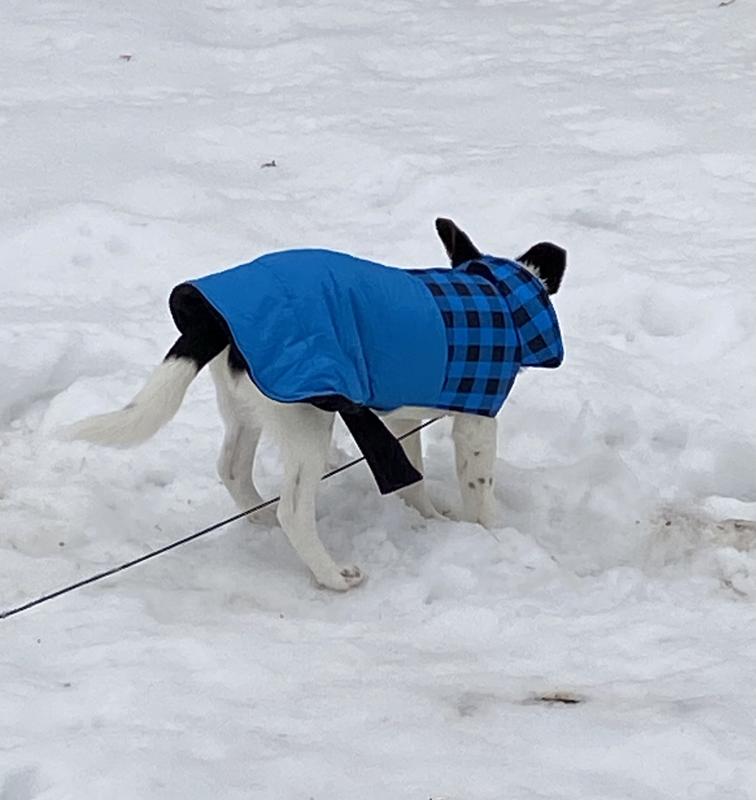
[0, 418, 440, 621]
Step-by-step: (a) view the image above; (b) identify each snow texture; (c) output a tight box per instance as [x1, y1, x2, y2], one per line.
[1, 0, 755, 798]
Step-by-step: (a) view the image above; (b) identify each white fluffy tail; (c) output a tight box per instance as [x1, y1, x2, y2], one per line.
[64, 357, 199, 448]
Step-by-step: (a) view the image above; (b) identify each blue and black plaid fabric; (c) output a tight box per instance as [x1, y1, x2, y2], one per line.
[409, 257, 563, 416]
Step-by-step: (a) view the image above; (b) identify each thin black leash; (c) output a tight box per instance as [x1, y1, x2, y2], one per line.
[0, 418, 440, 621]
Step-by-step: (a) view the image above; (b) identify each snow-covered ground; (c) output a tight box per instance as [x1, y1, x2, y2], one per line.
[2, 0, 755, 797]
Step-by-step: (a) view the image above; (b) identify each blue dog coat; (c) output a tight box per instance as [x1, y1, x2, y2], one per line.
[171, 248, 564, 493]
[185, 249, 563, 416]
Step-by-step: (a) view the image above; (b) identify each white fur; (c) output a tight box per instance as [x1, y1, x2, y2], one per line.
[63, 357, 198, 447]
[67, 349, 498, 591]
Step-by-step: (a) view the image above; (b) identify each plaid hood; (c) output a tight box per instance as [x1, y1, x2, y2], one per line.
[478, 255, 563, 368]
[408, 254, 564, 416]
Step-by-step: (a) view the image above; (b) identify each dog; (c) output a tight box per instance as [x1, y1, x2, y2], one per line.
[66, 218, 566, 591]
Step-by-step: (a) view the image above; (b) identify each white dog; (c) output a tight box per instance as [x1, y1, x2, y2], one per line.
[67, 219, 566, 591]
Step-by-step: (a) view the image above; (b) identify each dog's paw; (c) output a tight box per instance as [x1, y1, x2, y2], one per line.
[413, 503, 446, 522]
[445, 507, 501, 529]
[245, 506, 278, 527]
[476, 498, 501, 530]
[476, 510, 501, 530]
[434, 505, 459, 522]
[399, 488, 446, 521]
[407, 503, 446, 520]
[437, 506, 463, 522]
[316, 565, 365, 592]
[339, 565, 365, 587]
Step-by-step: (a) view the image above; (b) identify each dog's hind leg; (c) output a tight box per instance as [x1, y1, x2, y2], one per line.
[218, 422, 267, 513]
[453, 414, 498, 528]
[273, 404, 364, 591]
[209, 351, 270, 521]
[385, 417, 443, 520]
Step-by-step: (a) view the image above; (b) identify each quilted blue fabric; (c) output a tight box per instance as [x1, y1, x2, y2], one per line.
[188, 248, 563, 415]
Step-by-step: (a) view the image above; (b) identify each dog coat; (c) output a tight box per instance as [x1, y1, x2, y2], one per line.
[170, 249, 564, 492]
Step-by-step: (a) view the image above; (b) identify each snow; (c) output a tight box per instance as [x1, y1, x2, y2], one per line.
[1, 0, 755, 797]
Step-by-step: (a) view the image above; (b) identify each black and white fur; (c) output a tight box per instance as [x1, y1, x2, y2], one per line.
[66, 219, 566, 591]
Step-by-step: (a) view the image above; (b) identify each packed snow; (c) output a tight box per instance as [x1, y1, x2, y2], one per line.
[1, 0, 755, 797]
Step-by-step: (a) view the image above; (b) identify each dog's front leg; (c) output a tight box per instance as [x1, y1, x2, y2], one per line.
[453, 414, 498, 528]
[276, 406, 364, 591]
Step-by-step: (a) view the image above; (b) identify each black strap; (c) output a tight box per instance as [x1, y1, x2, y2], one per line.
[310, 397, 423, 494]
[338, 407, 423, 494]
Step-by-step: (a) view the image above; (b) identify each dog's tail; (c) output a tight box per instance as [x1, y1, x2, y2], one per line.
[65, 285, 230, 448]
[64, 350, 203, 448]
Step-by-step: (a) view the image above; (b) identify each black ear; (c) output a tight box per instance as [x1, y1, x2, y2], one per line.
[516, 242, 566, 294]
[435, 218, 482, 267]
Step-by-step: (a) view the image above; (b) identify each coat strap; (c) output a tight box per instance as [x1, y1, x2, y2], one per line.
[309, 397, 423, 494]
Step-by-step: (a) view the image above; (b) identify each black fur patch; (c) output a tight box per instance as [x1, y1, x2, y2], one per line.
[516, 242, 567, 295]
[227, 343, 247, 374]
[435, 218, 482, 267]
[165, 283, 231, 369]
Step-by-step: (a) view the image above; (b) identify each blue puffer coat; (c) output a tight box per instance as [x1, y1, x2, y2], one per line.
[186, 248, 563, 417]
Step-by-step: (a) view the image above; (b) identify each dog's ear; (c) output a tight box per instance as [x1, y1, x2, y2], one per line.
[517, 242, 566, 294]
[435, 218, 482, 267]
